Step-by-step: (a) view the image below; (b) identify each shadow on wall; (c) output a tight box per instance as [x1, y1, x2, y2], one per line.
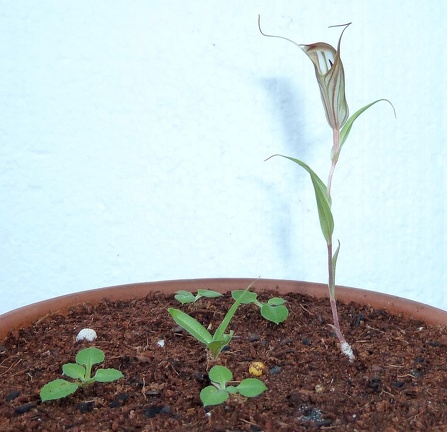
[259, 77, 307, 156]
[257, 76, 313, 273]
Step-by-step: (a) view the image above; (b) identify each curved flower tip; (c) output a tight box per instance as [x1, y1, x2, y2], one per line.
[300, 23, 351, 130]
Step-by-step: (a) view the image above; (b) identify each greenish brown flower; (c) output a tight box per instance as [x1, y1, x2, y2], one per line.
[299, 23, 351, 130]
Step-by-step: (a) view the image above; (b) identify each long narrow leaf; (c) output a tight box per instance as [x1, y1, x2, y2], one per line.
[270, 154, 334, 243]
[213, 279, 258, 341]
[332, 240, 341, 279]
[168, 308, 212, 345]
[340, 99, 395, 148]
[330, 240, 341, 297]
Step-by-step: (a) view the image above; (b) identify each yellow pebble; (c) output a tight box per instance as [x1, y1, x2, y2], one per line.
[315, 384, 325, 393]
[249, 361, 267, 377]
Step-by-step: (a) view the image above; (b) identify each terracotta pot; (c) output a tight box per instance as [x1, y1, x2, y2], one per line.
[2, 278, 446, 339]
[3, 278, 447, 430]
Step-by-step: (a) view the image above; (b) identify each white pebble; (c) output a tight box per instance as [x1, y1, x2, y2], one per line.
[76, 328, 97, 342]
[157, 339, 165, 348]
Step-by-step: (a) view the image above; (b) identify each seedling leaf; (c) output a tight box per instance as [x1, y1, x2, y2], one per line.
[62, 363, 86, 381]
[268, 297, 286, 306]
[197, 289, 222, 299]
[208, 332, 233, 359]
[94, 368, 124, 383]
[231, 290, 258, 304]
[168, 308, 212, 345]
[209, 365, 232, 388]
[236, 378, 268, 397]
[261, 303, 289, 324]
[40, 379, 79, 402]
[174, 290, 195, 304]
[75, 347, 105, 380]
[200, 364, 267, 407]
[200, 386, 229, 406]
[76, 347, 104, 367]
[226, 385, 238, 394]
[174, 289, 222, 304]
[207, 340, 229, 358]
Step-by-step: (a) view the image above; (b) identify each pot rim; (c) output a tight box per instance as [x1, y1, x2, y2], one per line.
[1, 278, 445, 340]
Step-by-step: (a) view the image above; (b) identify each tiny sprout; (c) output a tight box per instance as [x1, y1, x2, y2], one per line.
[174, 289, 222, 304]
[40, 347, 124, 402]
[200, 365, 267, 407]
[231, 290, 289, 324]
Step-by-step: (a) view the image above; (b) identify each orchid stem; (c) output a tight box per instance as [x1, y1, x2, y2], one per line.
[327, 242, 346, 345]
[326, 128, 353, 358]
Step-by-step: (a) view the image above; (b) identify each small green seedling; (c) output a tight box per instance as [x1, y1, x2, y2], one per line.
[231, 290, 289, 324]
[174, 289, 222, 304]
[200, 365, 267, 407]
[40, 347, 124, 402]
[169, 281, 256, 359]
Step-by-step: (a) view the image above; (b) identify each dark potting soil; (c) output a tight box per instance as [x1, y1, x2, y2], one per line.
[1, 289, 447, 431]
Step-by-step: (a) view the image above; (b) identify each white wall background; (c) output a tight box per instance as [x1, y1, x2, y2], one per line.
[1, 1, 446, 315]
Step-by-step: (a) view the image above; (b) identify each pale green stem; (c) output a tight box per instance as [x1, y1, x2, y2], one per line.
[327, 241, 347, 345]
[326, 127, 347, 346]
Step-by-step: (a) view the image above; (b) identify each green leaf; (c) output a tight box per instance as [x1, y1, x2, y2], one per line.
[213, 283, 255, 342]
[208, 332, 233, 359]
[270, 155, 334, 243]
[76, 347, 105, 381]
[200, 386, 229, 406]
[267, 297, 286, 306]
[332, 240, 341, 279]
[231, 290, 258, 304]
[207, 340, 227, 359]
[340, 99, 396, 148]
[40, 379, 79, 402]
[236, 378, 268, 397]
[168, 308, 212, 345]
[260, 304, 289, 324]
[226, 385, 238, 394]
[209, 365, 232, 389]
[76, 347, 104, 367]
[93, 368, 124, 383]
[197, 289, 222, 299]
[174, 290, 195, 304]
[62, 363, 86, 381]
[329, 240, 341, 298]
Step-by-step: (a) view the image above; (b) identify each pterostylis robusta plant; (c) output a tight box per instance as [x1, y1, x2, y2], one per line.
[258, 16, 395, 361]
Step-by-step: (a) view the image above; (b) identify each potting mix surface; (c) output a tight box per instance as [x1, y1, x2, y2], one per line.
[1, 289, 447, 431]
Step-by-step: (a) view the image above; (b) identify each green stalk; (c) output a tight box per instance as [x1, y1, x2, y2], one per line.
[327, 240, 346, 345]
[213, 279, 257, 341]
[326, 128, 348, 346]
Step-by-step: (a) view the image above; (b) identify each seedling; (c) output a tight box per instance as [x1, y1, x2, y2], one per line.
[169, 281, 257, 359]
[40, 347, 124, 402]
[231, 290, 288, 324]
[174, 289, 222, 304]
[259, 16, 395, 360]
[200, 365, 267, 407]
